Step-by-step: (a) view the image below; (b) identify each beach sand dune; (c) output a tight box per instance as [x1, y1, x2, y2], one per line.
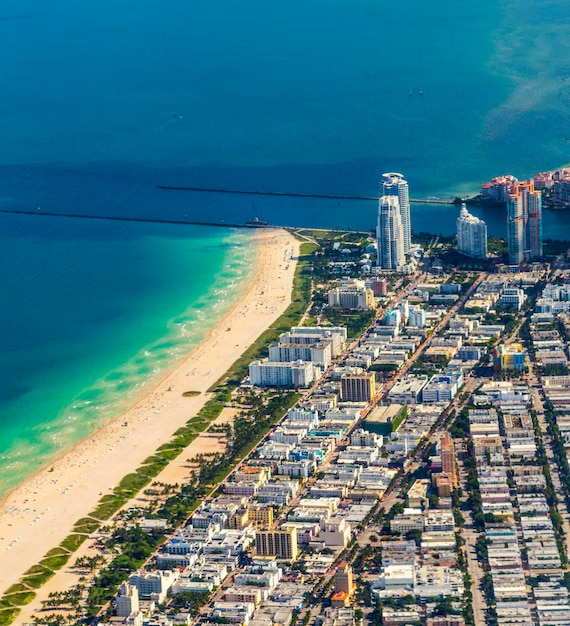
[0, 228, 299, 612]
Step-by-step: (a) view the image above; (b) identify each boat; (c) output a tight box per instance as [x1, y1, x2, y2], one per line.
[246, 203, 268, 226]
[246, 217, 269, 227]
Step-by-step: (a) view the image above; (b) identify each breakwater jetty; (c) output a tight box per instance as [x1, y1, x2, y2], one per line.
[0, 208, 262, 230]
[157, 185, 454, 204]
[0, 208, 373, 233]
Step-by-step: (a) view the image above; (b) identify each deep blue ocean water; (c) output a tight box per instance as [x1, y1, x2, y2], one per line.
[1, 0, 569, 493]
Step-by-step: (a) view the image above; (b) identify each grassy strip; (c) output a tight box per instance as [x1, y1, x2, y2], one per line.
[40, 555, 70, 570]
[138, 461, 169, 477]
[182, 390, 201, 397]
[114, 472, 152, 499]
[88, 495, 126, 521]
[2, 586, 28, 596]
[187, 417, 211, 429]
[171, 430, 199, 448]
[59, 533, 88, 552]
[72, 517, 100, 535]
[0, 609, 20, 626]
[20, 571, 54, 590]
[44, 547, 70, 558]
[140, 454, 170, 467]
[196, 402, 225, 421]
[155, 448, 181, 461]
[21, 565, 51, 578]
[2, 592, 35, 606]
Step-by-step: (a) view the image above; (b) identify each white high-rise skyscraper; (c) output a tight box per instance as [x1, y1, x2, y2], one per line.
[377, 195, 405, 269]
[382, 173, 411, 254]
[456, 204, 487, 259]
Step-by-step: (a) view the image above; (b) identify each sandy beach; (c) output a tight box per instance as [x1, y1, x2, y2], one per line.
[0, 227, 299, 603]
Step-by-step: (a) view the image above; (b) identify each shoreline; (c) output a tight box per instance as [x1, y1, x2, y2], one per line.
[0, 227, 300, 598]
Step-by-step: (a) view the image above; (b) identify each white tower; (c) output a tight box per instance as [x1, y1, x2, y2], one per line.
[377, 195, 405, 270]
[116, 582, 139, 617]
[382, 173, 411, 255]
[456, 204, 487, 259]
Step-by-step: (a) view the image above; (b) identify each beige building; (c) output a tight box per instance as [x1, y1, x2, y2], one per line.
[229, 508, 249, 530]
[407, 479, 429, 508]
[248, 505, 274, 528]
[255, 528, 298, 562]
[328, 279, 376, 310]
[341, 372, 376, 403]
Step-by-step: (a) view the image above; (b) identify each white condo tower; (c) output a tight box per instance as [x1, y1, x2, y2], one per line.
[456, 204, 487, 259]
[377, 195, 405, 269]
[382, 172, 411, 255]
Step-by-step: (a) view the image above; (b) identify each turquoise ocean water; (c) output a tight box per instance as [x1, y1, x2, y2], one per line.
[1, 0, 569, 494]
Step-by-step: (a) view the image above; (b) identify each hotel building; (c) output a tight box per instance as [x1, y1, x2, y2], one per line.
[456, 204, 487, 258]
[328, 279, 376, 310]
[249, 360, 315, 388]
[255, 528, 298, 561]
[340, 371, 376, 403]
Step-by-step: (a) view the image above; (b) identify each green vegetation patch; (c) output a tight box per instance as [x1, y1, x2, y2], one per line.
[21, 569, 55, 589]
[186, 416, 211, 430]
[0, 608, 20, 626]
[320, 309, 376, 339]
[40, 554, 70, 570]
[115, 472, 151, 497]
[59, 533, 88, 552]
[3, 592, 35, 606]
[156, 448, 181, 461]
[182, 390, 201, 397]
[72, 517, 100, 534]
[137, 461, 168, 478]
[172, 431, 198, 448]
[43, 547, 70, 558]
[140, 454, 169, 468]
[198, 402, 225, 422]
[22, 564, 51, 577]
[89, 494, 125, 520]
[2, 585, 28, 596]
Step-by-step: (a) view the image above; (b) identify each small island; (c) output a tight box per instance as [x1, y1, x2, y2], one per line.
[456, 168, 570, 210]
